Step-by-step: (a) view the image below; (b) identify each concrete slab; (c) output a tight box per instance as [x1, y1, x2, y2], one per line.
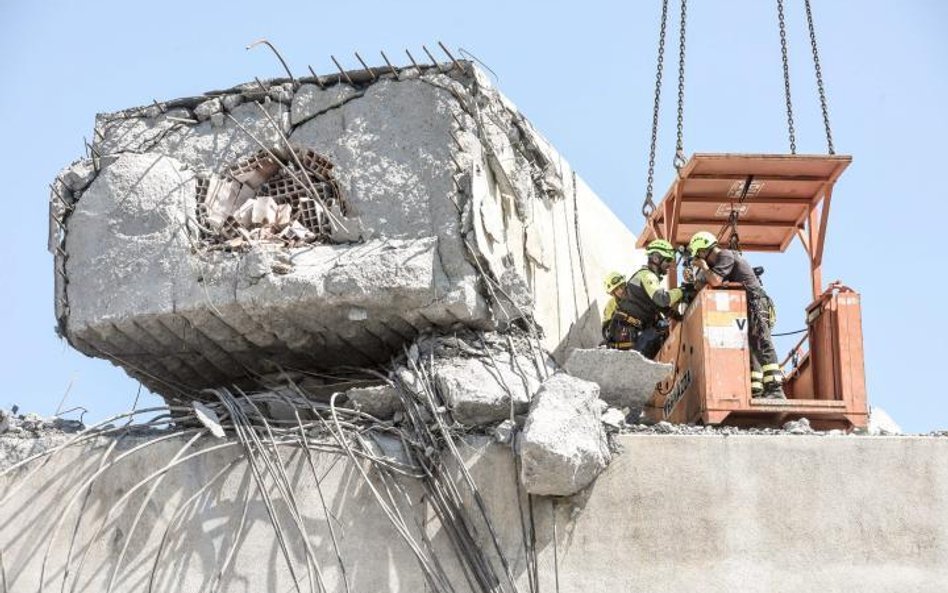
[564, 348, 673, 414]
[5, 432, 948, 592]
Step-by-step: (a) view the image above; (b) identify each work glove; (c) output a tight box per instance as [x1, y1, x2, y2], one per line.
[680, 282, 698, 302]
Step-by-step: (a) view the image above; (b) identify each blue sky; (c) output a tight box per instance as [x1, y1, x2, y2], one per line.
[1, 0, 945, 432]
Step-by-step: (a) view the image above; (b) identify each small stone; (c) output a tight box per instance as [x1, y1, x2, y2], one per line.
[222, 94, 244, 111]
[783, 418, 813, 435]
[601, 407, 626, 430]
[210, 112, 225, 128]
[345, 384, 401, 420]
[193, 98, 223, 122]
[493, 419, 516, 444]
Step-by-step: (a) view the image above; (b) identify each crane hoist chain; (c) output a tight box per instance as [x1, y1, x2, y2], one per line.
[643, 0, 670, 219]
[641, 0, 836, 236]
[777, 0, 797, 154]
[805, 0, 835, 154]
[674, 0, 687, 170]
[643, 0, 687, 219]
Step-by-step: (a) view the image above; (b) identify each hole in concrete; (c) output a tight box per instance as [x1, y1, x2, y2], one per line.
[194, 146, 347, 248]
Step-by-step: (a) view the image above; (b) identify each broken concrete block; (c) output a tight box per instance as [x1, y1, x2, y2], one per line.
[492, 419, 516, 444]
[194, 98, 223, 122]
[868, 406, 902, 435]
[204, 176, 242, 228]
[60, 159, 98, 193]
[274, 203, 292, 227]
[251, 196, 278, 226]
[564, 348, 673, 415]
[280, 220, 315, 242]
[59, 66, 635, 401]
[345, 384, 401, 420]
[221, 93, 243, 111]
[233, 199, 254, 227]
[520, 373, 610, 496]
[601, 407, 626, 430]
[269, 83, 295, 104]
[783, 418, 814, 435]
[434, 355, 540, 426]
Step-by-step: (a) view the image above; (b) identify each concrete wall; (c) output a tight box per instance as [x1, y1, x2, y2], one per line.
[49, 63, 637, 398]
[4, 433, 947, 592]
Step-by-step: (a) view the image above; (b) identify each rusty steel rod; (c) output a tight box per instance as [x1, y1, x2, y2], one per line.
[437, 41, 462, 71]
[380, 51, 399, 79]
[354, 52, 376, 81]
[246, 38, 297, 86]
[306, 65, 326, 89]
[421, 45, 443, 72]
[330, 55, 355, 85]
[404, 49, 420, 71]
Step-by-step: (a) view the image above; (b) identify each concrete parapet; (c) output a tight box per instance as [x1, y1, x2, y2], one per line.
[4, 432, 948, 592]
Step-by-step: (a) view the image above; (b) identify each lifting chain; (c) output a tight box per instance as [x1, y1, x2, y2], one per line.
[674, 0, 688, 171]
[805, 0, 835, 154]
[643, 0, 671, 219]
[777, 0, 797, 154]
[726, 175, 754, 252]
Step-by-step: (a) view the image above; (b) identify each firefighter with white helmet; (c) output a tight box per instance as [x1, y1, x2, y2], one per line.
[688, 231, 785, 399]
[601, 239, 691, 358]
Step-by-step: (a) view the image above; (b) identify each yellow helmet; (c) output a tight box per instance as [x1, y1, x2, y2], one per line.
[603, 271, 626, 293]
[646, 239, 676, 260]
[688, 231, 718, 257]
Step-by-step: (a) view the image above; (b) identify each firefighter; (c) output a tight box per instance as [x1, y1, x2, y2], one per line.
[601, 240, 688, 358]
[688, 231, 785, 399]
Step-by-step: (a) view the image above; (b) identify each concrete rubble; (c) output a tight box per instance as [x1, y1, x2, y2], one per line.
[564, 347, 673, 418]
[868, 405, 902, 435]
[49, 61, 634, 400]
[520, 373, 611, 496]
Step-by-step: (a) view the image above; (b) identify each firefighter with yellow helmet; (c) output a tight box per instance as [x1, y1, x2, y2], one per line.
[601, 239, 692, 358]
[688, 231, 785, 399]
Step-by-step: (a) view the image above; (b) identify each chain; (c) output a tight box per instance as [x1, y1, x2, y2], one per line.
[674, 0, 688, 170]
[777, 0, 796, 154]
[804, 0, 835, 154]
[643, 0, 671, 219]
[720, 175, 754, 252]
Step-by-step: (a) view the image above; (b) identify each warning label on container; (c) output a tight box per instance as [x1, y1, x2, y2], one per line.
[705, 326, 748, 349]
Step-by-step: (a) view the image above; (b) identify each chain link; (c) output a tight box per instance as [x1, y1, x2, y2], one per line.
[643, 0, 671, 219]
[804, 0, 835, 154]
[674, 0, 688, 170]
[777, 0, 797, 154]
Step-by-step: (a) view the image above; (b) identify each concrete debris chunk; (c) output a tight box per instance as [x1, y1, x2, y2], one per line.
[434, 355, 540, 426]
[492, 419, 516, 444]
[61, 159, 98, 192]
[193, 402, 225, 438]
[280, 220, 316, 242]
[564, 348, 673, 416]
[520, 373, 610, 496]
[251, 196, 279, 226]
[783, 418, 814, 435]
[345, 384, 401, 420]
[601, 407, 626, 430]
[193, 98, 222, 122]
[868, 406, 902, 435]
